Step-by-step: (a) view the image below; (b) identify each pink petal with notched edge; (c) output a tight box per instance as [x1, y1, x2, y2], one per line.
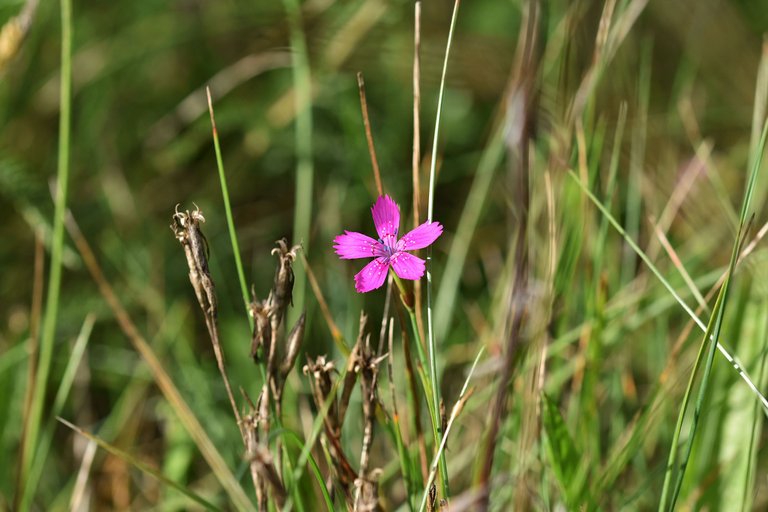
[396, 221, 443, 252]
[389, 252, 426, 280]
[334, 231, 386, 259]
[371, 195, 400, 245]
[354, 257, 390, 293]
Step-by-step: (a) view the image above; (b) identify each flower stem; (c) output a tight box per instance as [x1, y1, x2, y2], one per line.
[391, 271, 443, 487]
[424, 0, 461, 497]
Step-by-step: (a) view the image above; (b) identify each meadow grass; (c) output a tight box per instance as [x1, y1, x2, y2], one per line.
[3, 0, 768, 510]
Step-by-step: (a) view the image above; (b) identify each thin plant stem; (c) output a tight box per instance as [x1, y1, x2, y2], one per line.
[19, 0, 72, 503]
[283, 0, 314, 329]
[394, 292, 430, 482]
[357, 72, 383, 196]
[20, 315, 95, 511]
[425, 0, 462, 497]
[301, 252, 350, 355]
[412, 1, 422, 230]
[205, 91, 271, 460]
[13, 235, 44, 510]
[387, 317, 417, 512]
[412, 1, 425, 344]
[418, 347, 484, 512]
[206, 87, 253, 332]
[392, 272, 441, 479]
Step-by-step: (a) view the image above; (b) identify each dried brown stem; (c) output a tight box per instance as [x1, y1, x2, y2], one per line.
[304, 356, 358, 492]
[14, 234, 45, 510]
[339, 313, 367, 423]
[354, 333, 380, 510]
[411, 1, 422, 230]
[412, 0, 426, 347]
[357, 72, 383, 196]
[301, 251, 346, 351]
[248, 239, 305, 507]
[171, 206, 244, 439]
[65, 213, 253, 509]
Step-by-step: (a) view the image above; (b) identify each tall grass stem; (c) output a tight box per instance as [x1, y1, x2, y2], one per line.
[426, 0, 461, 496]
[207, 87, 253, 332]
[19, 0, 72, 504]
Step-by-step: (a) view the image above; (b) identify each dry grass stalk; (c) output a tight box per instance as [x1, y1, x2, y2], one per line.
[304, 354, 358, 495]
[248, 239, 306, 508]
[171, 206, 244, 438]
[357, 72, 383, 196]
[249, 440, 288, 509]
[353, 333, 386, 511]
[173, 209, 307, 509]
[303, 312, 386, 510]
[67, 212, 254, 510]
[0, 0, 38, 72]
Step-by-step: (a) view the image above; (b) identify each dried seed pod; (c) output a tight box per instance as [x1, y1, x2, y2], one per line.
[270, 239, 300, 318]
[354, 469, 383, 512]
[303, 355, 336, 400]
[280, 311, 306, 376]
[171, 205, 217, 319]
[250, 299, 271, 361]
[249, 444, 287, 509]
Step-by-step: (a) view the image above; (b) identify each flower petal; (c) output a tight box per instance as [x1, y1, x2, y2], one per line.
[334, 231, 386, 259]
[396, 221, 443, 252]
[371, 195, 400, 245]
[389, 252, 425, 280]
[354, 257, 390, 293]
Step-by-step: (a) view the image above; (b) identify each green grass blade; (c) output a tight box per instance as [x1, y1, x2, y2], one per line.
[417, 346, 483, 512]
[19, 0, 73, 503]
[206, 88, 252, 331]
[719, 293, 768, 511]
[568, 169, 768, 415]
[57, 418, 220, 511]
[661, 119, 768, 511]
[282, 362, 350, 512]
[659, 283, 727, 510]
[20, 315, 95, 511]
[272, 429, 333, 512]
[426, 1, 462, 494]
[542, 394, 590, 508]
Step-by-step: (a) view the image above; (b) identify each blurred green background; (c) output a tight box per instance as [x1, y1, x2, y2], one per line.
[4, 0, 768, 509]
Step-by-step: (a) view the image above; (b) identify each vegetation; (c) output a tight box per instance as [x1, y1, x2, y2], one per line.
[2, 0, 768, 509]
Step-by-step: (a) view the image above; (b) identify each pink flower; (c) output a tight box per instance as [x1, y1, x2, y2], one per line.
[334, 195, 443, 293]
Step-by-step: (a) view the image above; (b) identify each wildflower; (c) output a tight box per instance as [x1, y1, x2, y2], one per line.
[334, 195, 443, 293]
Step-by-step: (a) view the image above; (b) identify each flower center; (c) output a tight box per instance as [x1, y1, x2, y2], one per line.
[378, 238, 396, 257]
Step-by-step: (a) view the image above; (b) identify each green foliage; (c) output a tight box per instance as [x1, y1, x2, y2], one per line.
[4, 0, 768, 510]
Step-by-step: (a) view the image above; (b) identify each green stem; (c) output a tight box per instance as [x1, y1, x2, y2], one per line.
[206, 89, 270, 408]
[424, 0, 461, 497]
[283, 0, 314, 329]
[207, 88, 253, 332]
[392, 272, 442, 485]
[19, 0, 72, 505]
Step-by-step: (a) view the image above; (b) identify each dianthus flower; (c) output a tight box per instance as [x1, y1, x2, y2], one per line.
[334, 195, 443, 293]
